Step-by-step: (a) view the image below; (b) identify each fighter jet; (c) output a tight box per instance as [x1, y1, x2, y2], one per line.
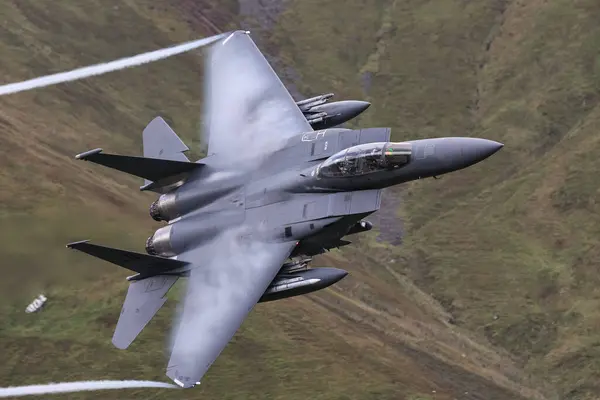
[66, 30, 503, 388]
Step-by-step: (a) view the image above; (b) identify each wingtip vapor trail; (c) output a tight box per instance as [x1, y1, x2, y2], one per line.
[0, 380, 178, 398]
[0, 32, 229, 96]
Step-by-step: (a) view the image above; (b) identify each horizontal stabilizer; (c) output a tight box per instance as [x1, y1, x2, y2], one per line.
[75, 148, 202, 184]
[112, 275, 178, 349]
[66, 240, 188, 276]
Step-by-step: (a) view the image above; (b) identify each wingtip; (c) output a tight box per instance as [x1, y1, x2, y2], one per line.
[111, 336, 131, 350]
[166, 368, 200, 389]
[222, 30, 251, 44]
[75, 148, 102, 160]
[66, 239, 91, 249]
[172, 378, 198, 389]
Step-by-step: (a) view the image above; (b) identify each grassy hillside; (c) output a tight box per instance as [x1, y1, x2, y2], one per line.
[271, 0, 600, 398]
[1, 0, 597, 399]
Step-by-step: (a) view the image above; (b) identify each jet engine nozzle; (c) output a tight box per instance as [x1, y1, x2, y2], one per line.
[145, 225, 176, 257]
[148, 177, 243, 223]
[149, 193, 178, 222]
[149, 199, 162, 221]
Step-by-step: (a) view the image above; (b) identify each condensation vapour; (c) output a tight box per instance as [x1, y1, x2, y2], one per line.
[0, 32, 228, 96]
[0, 380, 177, 397]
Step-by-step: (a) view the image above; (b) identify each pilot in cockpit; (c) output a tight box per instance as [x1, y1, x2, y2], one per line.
[316, 142, 412, 179]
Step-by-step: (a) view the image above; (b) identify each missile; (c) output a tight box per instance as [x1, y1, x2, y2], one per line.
[145, 209, 243, 257]
[258, 267, 348, 302]
[296, 94, 371, 130]
[305, 112, 328, 124]
[296, 93, 334, 110]
[280, 257, 312, 274]
[149, 171, 244, 222]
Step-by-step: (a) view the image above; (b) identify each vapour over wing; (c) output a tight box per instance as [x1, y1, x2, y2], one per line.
[203, 31, 312, 165]
[166, 228, 296, 388]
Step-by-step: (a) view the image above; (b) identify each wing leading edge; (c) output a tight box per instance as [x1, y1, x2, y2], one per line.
[204, 31, 312, 164]
[166, 232, 296, 388]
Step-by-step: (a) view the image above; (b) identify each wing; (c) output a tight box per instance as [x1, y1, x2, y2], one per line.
[203, 31, 312, 164]
[166, 231, 296, 388]
[112, 275, 178, 350]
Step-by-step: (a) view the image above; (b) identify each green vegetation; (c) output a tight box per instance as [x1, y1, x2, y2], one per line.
[273, 0, 600, 398]
[0, 0, 598, 399]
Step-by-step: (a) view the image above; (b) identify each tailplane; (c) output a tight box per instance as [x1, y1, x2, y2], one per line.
[75, 149, 202, 192]
[75, 116, 203, 193]
[66, 240, 189, 279]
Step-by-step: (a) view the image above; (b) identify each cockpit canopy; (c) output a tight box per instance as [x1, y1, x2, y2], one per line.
[316, 142, 412, 178]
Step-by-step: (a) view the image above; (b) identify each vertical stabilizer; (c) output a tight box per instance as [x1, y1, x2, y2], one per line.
[142, 117, 190, 187]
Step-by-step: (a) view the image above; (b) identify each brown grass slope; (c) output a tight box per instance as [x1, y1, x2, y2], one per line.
[0, 0, 590, 399]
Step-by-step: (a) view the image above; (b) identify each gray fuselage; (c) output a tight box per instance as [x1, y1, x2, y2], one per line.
[145, 128, 502, 262]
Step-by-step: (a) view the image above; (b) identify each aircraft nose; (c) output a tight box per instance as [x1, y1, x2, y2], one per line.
[460, 138, 503, 165]
[407, 137, 503, 179]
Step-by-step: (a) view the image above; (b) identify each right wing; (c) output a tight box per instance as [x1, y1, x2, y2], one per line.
[166, 230, 296, 388]
[203, 31, 312, 164]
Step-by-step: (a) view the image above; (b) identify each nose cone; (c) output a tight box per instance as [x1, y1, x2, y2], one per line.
[423, 137, 503, 176]
[460, 138, 503, 165]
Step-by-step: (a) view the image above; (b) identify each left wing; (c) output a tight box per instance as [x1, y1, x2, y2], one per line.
[166, 231, 296, 388]
[203, 31, 312, 164]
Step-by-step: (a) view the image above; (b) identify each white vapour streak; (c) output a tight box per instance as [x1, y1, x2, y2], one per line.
[0, 380, 177, 397]
[0, 32, 229, 96]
